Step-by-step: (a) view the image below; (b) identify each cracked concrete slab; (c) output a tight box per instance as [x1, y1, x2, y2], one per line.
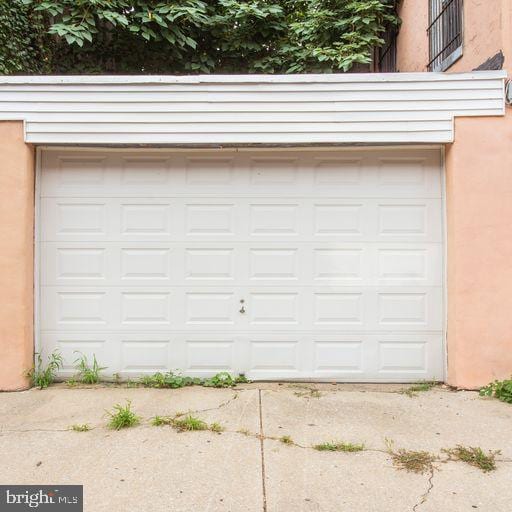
[418, 462, 512, 512]
[0, 385, 260, 433]
[0, 386, 262, 512]
[263, 445, 427, 512]
[1, 384, 511, 511]
[1, 429, 262, 512]
[260, 386, 512, 457]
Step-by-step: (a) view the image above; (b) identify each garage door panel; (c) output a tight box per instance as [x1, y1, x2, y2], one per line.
[310, 286, 442, 332]
[41, 243, 108, 285]
[377, 334, 444, 377]
[182, 334, 252, 377]
[40, 331, 444, 381]
[41, 198, 109, 242]
[41, 197, 442, 243]
[375, 244, 443, 286]
[39, 332, 115, 377]
[375, 153, 441, 196]
[41, 286, 442, 333]
[185, 338, 236, 374]
[39, 148, 444, 381]
[40, 152, 113, 198]
[312, 337, 365, 375]
[376, 199, 442, 241]
[248, 336, 302, 378]
[376, 287, 443, 330]
[41, 150, 441, 199]
[41, 287, 180, 331]
[311, 243, 443, 286]
[42, 241, 442, 288]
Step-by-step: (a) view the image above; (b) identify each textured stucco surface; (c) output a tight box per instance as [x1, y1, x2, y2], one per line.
[446, 114, 512, 388]
[397, 0, 512, 74]
[449, 0, 510, 73]
[0, 122, 34, 391]
[396, 0, 429, 71]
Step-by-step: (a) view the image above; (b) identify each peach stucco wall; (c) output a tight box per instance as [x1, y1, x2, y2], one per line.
[0, 122, 35, 391]
[450, 0, 510, 73]
[397, 0, 512, 73]
[445, 113, 512, 388]
[396, 0, 429, 72]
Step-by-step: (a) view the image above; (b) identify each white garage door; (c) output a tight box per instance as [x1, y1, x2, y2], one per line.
[39, 148, 444, 381]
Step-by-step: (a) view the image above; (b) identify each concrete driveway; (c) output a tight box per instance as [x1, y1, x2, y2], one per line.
[0, 383, 511, 511]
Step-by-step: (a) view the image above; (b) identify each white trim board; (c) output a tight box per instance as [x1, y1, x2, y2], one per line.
[0, 71, 505, 145]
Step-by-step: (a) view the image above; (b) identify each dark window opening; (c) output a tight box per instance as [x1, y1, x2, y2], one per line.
[428, 0, 463, 71]
[377, 26, 398, 72]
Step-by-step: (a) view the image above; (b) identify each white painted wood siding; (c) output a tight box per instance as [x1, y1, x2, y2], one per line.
[0, 72, 505, 145]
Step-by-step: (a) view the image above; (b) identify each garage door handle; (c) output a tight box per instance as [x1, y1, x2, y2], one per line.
[239, 299, 246, 314]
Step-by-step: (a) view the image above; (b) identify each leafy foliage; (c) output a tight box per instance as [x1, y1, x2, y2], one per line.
[13, 0, 399, 74]
[27, 351, 63, 389]
[139, 372, 202, 389]
[139, 371, 248, 389]
[202, 371, 247, 388]
[0, 0, 49, 74]
[480, 377, 512, 404]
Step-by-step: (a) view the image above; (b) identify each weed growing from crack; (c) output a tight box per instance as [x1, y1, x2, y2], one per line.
[171, 415, 208, 432]
[480, 377, 512, 404]
[401, 381, 437, 397]
[203, 372, 248, 388]
[389, 449, 437, 474]
[139, 371, 249, 389]
[140, 372, 201, 389]
[386, 438, 436, 474]
[151, 415, 174, 426]
[106, 400, 140, 430]
[442, 445, 500, 472]
[280, 435, 294, 445]
[70, 424, 91, 432]
[73, 352, 107, 384]
[151, 414, 221, 432]
[392, 449, 436, 473]
[291, 384, 322, 399]
[313, 441, 365, 452]
[27, 351, 63, 389]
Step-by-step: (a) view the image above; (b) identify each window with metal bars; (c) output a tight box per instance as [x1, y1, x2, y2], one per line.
[428, 0, 463, 71]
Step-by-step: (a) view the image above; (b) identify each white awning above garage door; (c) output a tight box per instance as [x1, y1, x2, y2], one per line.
[0, 71, 505, 145]
[38, 147, 445, 381]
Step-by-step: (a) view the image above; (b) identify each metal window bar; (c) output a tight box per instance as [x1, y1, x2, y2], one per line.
[428, 0, 463, 71]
